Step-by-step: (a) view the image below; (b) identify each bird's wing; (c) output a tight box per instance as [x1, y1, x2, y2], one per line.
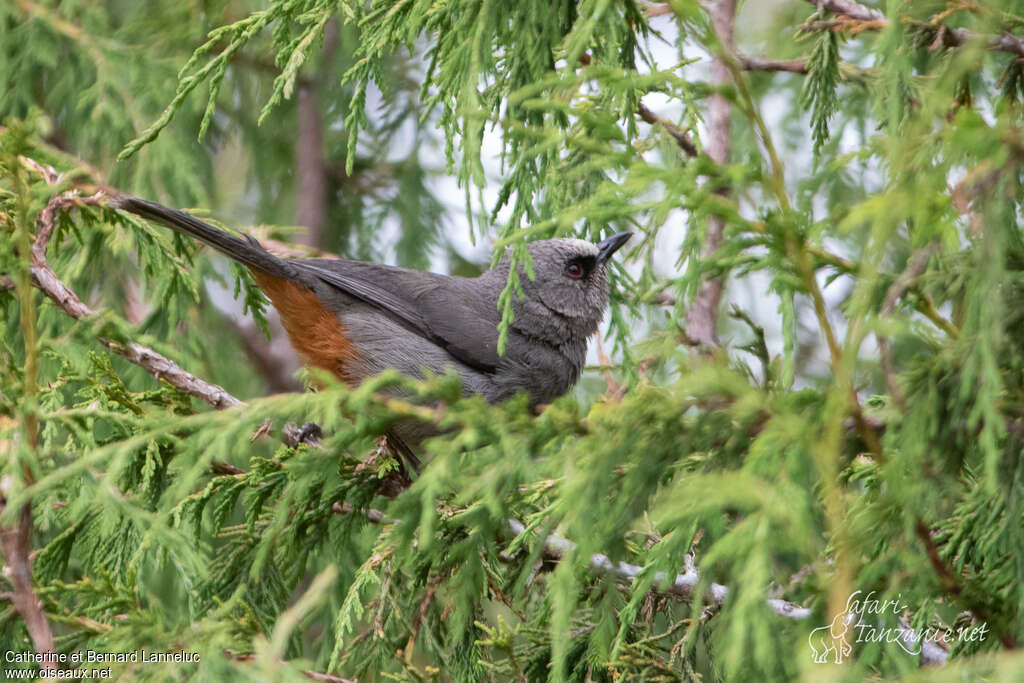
[412, 279, 506, 374]
[295, 259, 504, 374]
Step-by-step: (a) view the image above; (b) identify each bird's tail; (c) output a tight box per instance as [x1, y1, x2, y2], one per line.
[112, 195, 304, 283]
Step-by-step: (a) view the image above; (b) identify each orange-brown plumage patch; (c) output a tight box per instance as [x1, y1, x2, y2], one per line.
[251, 270, 359, 383]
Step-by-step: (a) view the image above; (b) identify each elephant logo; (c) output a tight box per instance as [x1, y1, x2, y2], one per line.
[808, 610, 855, 664]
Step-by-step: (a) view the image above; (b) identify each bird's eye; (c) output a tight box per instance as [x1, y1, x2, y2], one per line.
[566, 262, 584, 279]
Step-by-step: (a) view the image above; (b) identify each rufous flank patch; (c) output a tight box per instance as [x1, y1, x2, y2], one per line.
[251, 270, 359, 383]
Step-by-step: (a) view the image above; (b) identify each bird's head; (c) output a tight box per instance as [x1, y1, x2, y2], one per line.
[499, 232, 631, 340]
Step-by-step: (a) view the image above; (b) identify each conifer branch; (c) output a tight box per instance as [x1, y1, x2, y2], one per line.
[591, 41, 697, 159]
[803, 0, 1024, 58]
[717, 45, 887, 651]
[914, 520, 1018, 650]
[28, 189, 244, 410]
[726, 59, 885, 457]
[744, 218, 958, 338]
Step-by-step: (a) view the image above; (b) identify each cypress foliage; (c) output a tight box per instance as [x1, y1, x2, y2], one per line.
[2, 0, 1024, 680]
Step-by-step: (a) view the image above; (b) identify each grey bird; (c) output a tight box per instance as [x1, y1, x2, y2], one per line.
[113, 195, 630, 453]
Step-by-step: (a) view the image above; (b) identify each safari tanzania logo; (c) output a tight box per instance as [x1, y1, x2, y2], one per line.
[808, 590, 989, 664]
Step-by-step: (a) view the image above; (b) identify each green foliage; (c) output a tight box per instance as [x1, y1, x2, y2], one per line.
[4, 0, 1024, 681]
[801, 30, 841, 154]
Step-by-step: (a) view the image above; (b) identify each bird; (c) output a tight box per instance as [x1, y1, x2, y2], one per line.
[113, 195, 631, 455]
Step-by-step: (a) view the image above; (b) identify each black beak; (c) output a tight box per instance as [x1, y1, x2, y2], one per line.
[596, 231, 632, 264]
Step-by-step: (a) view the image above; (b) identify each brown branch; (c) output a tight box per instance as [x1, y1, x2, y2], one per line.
[294, 85, 327, 246]
[803, 0, 1024, 58]
[741, 55, 880, 82]
[0, 478, 57, 669]
[684, 0, 736, 346]
[30, 191, 244, 410]
[295, 18, 339, 248]
[738, 54, 809, 74]
[332, 501, 386, 524]
[805, 0, 884, 23]
[410, 568, 451, 643]
[211, 461, 246, 476]
[591, 47, 698, 161]
[970, 29, 1024, 58]
[636, 101, 698, 157]
[643, 2, 676, 18]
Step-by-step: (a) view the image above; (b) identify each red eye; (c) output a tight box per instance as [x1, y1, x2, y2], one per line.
[566, 262, 584, 279]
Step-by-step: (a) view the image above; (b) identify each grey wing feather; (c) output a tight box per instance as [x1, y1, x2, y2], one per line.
[298, 261, 432, 331]
[412, 281, 504, 373]
[295, 260, 503, 374]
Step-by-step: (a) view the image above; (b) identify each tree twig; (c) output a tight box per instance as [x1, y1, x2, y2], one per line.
[30, 190, 244, 410]
[636, 101, 698, 157]
[0, 477, 57, 669]
[578, 52, 699, 158]
[332, 501, 386, 524]
[805, 0, 883, 22]
[803, 0, 1024, 58]
[738, 54, 809, 74]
